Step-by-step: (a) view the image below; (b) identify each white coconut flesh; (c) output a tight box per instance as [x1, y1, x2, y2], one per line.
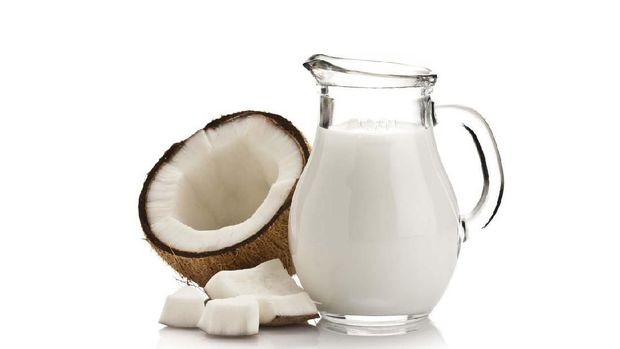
[145, 115, 304, 253]
[159, 286, 206, 328]
[198, 297, 260, 336]
[256, 292, 318, 324]
[205, 259, 304, 298]
[205, 259, 318, 324]
[198, 293, 317, 329]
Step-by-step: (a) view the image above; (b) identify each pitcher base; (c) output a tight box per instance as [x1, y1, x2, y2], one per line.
[318, 312, 430, 336]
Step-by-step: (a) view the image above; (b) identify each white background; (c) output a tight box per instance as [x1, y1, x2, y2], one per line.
[1, 1, 619, 348]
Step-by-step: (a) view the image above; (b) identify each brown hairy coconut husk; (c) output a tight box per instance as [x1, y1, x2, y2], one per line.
[138, 111, 310, 286]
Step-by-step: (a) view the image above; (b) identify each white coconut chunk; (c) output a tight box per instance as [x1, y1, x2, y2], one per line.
[204, 260, 318, 325]
[197, 297, 259, 336]
[205, 259, 303, 299]
[257, 292, 318, 324]
[159, 286, 206, 328]
[145, 114, 304, 253]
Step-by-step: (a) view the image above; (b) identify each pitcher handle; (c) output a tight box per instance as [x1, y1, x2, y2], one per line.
[433, 104, 504, 241]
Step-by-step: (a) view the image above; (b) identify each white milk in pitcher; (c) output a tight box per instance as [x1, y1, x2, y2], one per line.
[289, 120, 461, 316]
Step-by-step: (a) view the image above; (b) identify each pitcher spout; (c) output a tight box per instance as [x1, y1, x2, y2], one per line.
[303, 54, 343, 84]
[303, 54, 436, 89]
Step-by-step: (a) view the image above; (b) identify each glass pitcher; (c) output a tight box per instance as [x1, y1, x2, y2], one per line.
[289, 54, 504, 335]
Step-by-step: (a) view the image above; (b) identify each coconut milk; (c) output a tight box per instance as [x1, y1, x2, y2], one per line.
[289, 121, 460, 316]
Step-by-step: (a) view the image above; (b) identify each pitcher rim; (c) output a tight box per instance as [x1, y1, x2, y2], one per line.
[304, 54, 437, 89]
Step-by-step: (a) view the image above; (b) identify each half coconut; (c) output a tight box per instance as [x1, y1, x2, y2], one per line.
[139, 111, 310, 286]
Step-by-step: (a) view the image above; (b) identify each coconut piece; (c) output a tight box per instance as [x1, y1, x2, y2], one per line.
[159, 286, 206, 328]
[138, 111, 310, 286]
[197, 297, 259, 336]
[205, 259, 318, 325]
[205, 259, 303, 298]
[258, 292, 319, 326]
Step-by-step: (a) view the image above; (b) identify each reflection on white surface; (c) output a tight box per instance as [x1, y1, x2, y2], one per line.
[157, 319, 447, 348]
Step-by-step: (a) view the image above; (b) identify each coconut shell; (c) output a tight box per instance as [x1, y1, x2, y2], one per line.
[139, 111, 310, 286]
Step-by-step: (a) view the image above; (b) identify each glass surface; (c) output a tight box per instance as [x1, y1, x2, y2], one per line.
[290, 54, 504, 335]
[304, 54, 436, 129]
[304, 54, 436, 88]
